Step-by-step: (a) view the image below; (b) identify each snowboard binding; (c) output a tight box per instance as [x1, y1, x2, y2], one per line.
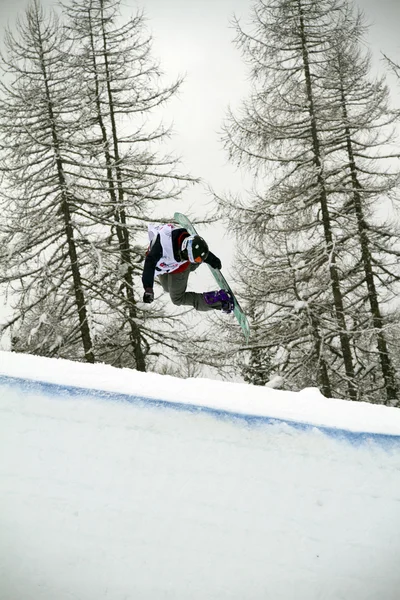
[203, 289, 234, 314]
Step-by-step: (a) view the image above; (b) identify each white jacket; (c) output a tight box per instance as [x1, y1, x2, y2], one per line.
[147, 223, 187, 275]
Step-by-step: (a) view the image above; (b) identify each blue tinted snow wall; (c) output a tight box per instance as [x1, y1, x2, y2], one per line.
[1, 357, 400, 600]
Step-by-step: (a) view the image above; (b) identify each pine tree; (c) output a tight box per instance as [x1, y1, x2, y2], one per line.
[61, 0, 195, 370]
[0, 0, 198, 373]
[220, 0, 400, 402]
[0, 0, 95, 362]
[319, 12, 400, 403]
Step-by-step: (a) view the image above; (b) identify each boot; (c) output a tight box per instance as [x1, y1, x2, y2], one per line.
[203, 289, 234, 314]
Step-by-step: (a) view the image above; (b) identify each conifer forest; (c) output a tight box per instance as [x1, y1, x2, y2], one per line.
[1, 0, 400, 406]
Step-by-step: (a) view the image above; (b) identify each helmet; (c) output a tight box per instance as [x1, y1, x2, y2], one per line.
[181, 235, 209, 263]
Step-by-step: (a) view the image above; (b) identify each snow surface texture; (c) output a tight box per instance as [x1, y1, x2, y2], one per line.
[1, 352, 400, 600]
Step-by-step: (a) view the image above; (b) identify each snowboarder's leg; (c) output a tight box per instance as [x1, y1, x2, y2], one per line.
[158, 274, 169, 293]
[167, 270, 221, 312]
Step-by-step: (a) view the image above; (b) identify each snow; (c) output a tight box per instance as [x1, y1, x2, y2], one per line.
[1, 351, 400, 436]
[1, 351, 400, 600]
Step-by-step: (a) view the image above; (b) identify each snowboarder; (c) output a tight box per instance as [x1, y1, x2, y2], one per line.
[142, 222, 234, 313]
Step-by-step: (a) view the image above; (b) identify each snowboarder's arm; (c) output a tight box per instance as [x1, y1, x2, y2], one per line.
[205, 251, 222, 270]
[142, 235, 163, 290]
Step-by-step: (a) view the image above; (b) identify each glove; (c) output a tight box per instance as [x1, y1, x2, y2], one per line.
[207, 254, 222, 270]
[143, 287, 154, 303]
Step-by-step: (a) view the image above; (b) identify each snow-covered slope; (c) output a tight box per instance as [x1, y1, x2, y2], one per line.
[1, 351, 400, 437]
[1, 351, 400, 600]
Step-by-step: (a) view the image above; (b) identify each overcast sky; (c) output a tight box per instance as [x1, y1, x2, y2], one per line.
[1, 0, 399, 213]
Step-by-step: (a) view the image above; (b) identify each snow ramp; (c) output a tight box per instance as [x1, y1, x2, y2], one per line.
[1, 352, 400, 600]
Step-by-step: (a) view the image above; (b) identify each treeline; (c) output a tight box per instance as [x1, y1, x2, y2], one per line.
[216, 0, 400, 405]
[1, 0, 400, 405]
[0, 0, 197, 373]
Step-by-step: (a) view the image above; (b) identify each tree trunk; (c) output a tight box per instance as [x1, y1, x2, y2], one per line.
[37, 15, 95, 364]
[339, 83, 398, 404]
[310, 313, 332, 398]
[298, 0, 356, 400]
[99, 0, 146, 371]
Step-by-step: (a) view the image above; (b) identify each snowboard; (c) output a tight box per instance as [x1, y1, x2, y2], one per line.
[174, 212, 250, 342]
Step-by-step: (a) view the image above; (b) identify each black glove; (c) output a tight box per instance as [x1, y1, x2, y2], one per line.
[207, 254, 222, 270]
[143, 287, 154, 303]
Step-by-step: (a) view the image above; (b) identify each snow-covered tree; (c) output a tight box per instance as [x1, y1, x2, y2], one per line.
[219, 0, 400, 403]
[0, 0, 95, 362]
[319, 13, 400, 402]
[0, 0, 198, 372]
[61, 0, 195, 370]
